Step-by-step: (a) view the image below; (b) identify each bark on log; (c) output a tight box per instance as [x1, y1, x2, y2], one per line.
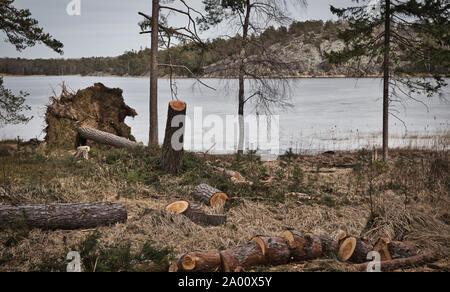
[251, 236, 291, 266]
[161, 101, 187, 174]
[192, 184, 229, 207]
[220, 241, 266, 272]
[0, 202, 127, 230]
[166, 201, 226, 227]
[373, 238, 417, 261]
[173, 250, 222, 272]
[280, 230, 339, 261]
[77, 127, 141, 149]
[338, 235, 373, 263]
[352, 252, 439, 272]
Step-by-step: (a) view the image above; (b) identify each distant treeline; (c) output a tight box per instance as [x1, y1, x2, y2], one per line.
[0, 20, 446, 77]
[0, 21, 341, 77]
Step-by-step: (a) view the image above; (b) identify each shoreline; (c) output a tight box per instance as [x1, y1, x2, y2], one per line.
[2, 73, 448, 79]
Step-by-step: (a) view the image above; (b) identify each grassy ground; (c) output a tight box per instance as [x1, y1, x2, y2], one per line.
[0, 141, 449, 272]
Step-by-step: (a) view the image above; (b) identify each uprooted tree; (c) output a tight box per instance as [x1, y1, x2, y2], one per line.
[45, 83, 137, 148]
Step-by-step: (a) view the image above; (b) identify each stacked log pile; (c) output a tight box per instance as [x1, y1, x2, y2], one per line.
[170, 230, 436, 272]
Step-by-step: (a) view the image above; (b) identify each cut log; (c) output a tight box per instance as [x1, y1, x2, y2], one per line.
[338, 235, 373, 263]
[0, 202, 127, 230]
[338, 232, 348, 242]
[166, 201, 226, 227]
[161, 101, 187, 174]
[373, 238, 417, 261]
[352, 252, 439, 272]
[77, 127, 141, 149]
[74, 146, 90, 160]
[316, 235, 340, 257]
[373, 237, 392, 261]
[192, 184, 229, 207]
[174, 250, 222, 272]
[251, 236, 291, 266]
[220, 241, 266, 272]
[280, 230, 338, 261]
[210, 165, 252, 185]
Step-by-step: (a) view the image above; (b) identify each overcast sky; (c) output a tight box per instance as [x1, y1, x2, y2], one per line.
[0, 0, 354, 59]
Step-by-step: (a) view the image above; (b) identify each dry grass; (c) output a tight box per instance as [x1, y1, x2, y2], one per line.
[0, 142, 448, 272]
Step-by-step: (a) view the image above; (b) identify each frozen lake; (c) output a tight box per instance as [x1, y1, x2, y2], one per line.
[1, 76, 449, 154]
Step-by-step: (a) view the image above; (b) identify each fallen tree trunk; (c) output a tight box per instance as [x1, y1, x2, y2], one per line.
[161, 101, 187, 174]
[338, 235, 373, 263]
[251, 236, 291, 266]
[373, 238, 417, 261]
[192, 184, 229, 207]
[166, 201, 226, 227]
[220, 241, 266, 272]
[0, 202, 127, 230]
[77, 127, 141, 149]
[352, 252, 439, 272]
[280, 230, 339, 261]
[171, 249, 222, 272]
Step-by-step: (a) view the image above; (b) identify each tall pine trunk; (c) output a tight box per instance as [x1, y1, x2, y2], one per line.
[382, 0, 391, 161]
[237, 2, 251, 155]
[149, 0, 159, 145]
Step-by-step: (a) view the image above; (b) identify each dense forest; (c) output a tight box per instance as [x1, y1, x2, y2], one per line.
[0, 20, 448, 78]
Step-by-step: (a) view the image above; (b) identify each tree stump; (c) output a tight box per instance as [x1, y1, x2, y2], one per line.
[0, 202, 127, 230]
[77, 127, 141, 149]
[172, 250, 222, 272]
[220, 241, 266, 272]
[251, 236, 291, 266]
[166, 201, 226, 227]
[74, 146, 90, 160]
[161, 101, 187, 174]
[192, 184, 229, 207]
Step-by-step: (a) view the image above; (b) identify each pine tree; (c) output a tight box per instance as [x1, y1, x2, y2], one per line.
[0, 0, 63, 125]
[326, 0, 449, 161]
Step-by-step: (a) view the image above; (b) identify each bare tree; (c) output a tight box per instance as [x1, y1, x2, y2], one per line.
[199, 0, 307, 155]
